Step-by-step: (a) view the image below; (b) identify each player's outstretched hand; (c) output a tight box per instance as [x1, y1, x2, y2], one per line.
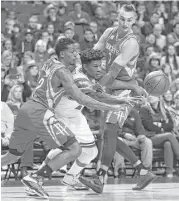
[134, 86, 148, 97]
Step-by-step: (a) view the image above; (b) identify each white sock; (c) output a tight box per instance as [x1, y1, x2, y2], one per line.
[67, 160, 85, 176]
[140, 169, 148, 176]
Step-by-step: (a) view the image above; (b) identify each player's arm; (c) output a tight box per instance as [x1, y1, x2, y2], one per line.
[56, 68, 120, 111]
[93, 27, 114, 51]
[86, 90, 131, 105]
[99, 38, 139, 86]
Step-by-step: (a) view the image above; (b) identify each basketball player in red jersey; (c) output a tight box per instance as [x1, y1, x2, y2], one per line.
[79, 4, 156, 193]
[1, 38, 125, 198]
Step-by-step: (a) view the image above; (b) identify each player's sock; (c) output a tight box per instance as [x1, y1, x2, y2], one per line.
[33, 164, 53, 178]
[116, 138, 139, 164]
[100, 123, 118, 168]
[67, 160, 86, 175]
[68, 146, 98, 176]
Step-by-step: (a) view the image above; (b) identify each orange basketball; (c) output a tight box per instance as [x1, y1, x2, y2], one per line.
[144, 71, 170, 97]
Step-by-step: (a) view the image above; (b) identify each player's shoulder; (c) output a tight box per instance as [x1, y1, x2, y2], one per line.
[103, 27, 117, 36]
[123, 36, 139, 50]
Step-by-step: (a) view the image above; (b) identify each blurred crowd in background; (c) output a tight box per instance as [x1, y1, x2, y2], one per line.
[1, 1, 179, 178]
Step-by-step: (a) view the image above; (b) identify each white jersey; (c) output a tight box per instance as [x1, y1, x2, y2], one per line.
[56, 66, 90, 113]
[54, 66, 95, 146]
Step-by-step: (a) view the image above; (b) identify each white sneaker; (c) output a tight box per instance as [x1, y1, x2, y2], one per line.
[26, 187, 38, 196]
[62, 174, 89, 190]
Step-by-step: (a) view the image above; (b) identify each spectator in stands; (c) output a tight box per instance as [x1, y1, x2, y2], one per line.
[64, 21, 79, 42]
[166, 33, 177, 46]
[25, 61, 39, 92]
[163, 90, 174, 108]
[172, 23, 179, 55]
[68, 1, 91, 24]
[40, 31, 52, 49]
[161, 45, 179, 81]
[11, 23, 22, 52]
[80, 28, 96, 50]
[1, 50, 13, 71]
[64, 28, 76, 41]
[17, 29, 35, 54]
[141, 12, 160, 36]
[57, 2, 69, 23]
[2, 38, 13, 52]
[93, 6, 107, 33]
[147, 54, 162, 73]
[139, 96, 179, 177]
[43, 4, 64, 33]
[45, 23, 57, 47]
[89, 21, 102, 41]
[170, 78, 179, 94]
[132, 24, 145, 44]
[34, 39, 49, 69]
[2, 68, 32, 102]
[153, 24, 167, 51]
[26, 15, 42, 40]
[105, 11, 118, 28]
[1, 101, 14, 148]
[3, 19, 16, 38]
[6, 85, 24, 118]
[113, 108, 153, 178]
[136, 2, 149, 28]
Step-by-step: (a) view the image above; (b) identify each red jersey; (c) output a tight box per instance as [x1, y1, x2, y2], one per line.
[32, 58, 65, 109]
[104, 27, 139, 81]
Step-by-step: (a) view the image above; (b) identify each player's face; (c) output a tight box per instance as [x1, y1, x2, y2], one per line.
[85, 60, 104, 80]
[118, 9, 136, 33]
[63, 44, 77, 67]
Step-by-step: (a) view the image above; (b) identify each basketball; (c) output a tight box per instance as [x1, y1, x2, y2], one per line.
[144, 71, 170, 97]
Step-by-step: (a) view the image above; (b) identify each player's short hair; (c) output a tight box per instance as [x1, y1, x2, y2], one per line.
[80, 49, 104, 64]
[54, 37, 75, 57]
[120, 4, 136, 12]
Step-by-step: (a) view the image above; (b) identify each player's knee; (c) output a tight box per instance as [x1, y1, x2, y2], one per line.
[90, 145, 98, 160]
[68, 142, 82, 158]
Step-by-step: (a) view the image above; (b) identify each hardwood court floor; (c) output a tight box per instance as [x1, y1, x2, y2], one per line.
[1, 177, 179, 201]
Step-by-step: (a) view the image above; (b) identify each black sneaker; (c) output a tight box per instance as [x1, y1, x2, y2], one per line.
[21, 174, 49, 198]
[78, 175, 104, 194]
[132, 171, 157, 190]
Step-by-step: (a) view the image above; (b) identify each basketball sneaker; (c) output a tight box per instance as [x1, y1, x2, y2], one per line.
[21, 174, 49, 198]
[62, 173, 89, 190]
[132, 171, 157, 190]
[78, 175, 104, 194]
[25, 188, 38, 196]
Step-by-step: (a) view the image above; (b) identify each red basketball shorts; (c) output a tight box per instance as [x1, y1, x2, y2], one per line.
[9, 100, 76, 155]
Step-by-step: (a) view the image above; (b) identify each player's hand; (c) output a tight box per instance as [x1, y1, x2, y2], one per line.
[92, 83, 105, 93]
[124, 133, 136, 141]
[134, 86, 148, 97]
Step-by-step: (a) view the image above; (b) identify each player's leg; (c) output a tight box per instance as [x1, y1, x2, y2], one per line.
[22, 107, 81, 198]
[62, 111, 98, 189]
[79, 109, 120, 193]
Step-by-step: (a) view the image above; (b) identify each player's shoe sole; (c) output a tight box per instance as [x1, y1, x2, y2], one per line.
[78, 175, 104, 194]
[132, 172, 157, 190]
[62, 180, 89, 190]
[21, 175, 49, 199]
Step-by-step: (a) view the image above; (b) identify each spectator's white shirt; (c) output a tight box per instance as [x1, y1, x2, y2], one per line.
[1, 101, 14, 145]
[155, 35, 166, 50]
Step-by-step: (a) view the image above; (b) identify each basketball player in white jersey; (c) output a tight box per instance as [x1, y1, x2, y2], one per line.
[78, 4, 156, 194]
